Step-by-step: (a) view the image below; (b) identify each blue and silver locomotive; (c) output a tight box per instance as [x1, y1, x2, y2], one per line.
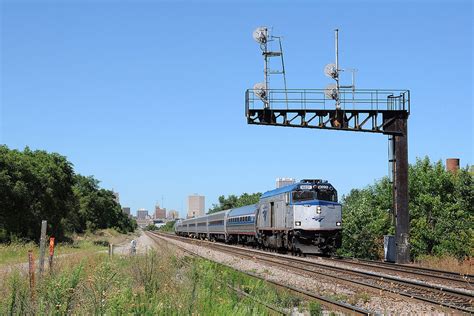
[175, 179, 342, 254]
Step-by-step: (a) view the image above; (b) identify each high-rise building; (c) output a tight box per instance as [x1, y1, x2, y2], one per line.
[122, 207, 131, 216]
[154, 204, 166, 219]
[112, 191, 120, 203]
[276, 177, 295, 188]
[187, 194, 205, 218]
[137, 208, 148, 220]
[167, 210, 179, 219]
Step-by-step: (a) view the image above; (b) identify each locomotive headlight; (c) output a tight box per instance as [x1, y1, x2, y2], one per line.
[336, 222, 341, 226]
[316, 206, 322, 214]
[295, 221, 301, 226]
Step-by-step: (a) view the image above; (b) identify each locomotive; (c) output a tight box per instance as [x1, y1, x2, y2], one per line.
[175, 179, 342, 254]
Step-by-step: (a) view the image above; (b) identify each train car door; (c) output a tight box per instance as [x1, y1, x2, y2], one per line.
[270, 202, 275, 227]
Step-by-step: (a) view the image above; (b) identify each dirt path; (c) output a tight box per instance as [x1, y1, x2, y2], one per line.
[113, 230, 157, 255]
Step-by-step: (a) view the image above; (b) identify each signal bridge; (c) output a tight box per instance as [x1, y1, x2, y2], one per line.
[245, 88, 410, 135]
[246, 27, 411, 264]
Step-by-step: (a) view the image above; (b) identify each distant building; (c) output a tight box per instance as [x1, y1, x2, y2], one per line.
[136, 218, 153, 229]
[122, 207, 131, 216]
[137, 208, 148, 220]
[276, 177, 295, 188]
[167, 210, 179, 220]
[187, 194, 205, 218]
[154, 204, 166, 220]
[113, 191, 120, 203]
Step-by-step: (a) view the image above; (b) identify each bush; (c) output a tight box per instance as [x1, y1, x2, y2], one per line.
[340, 157, 473, 260]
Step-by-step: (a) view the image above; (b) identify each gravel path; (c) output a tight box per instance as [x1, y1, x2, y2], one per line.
[156, 234, 448, 315]
[113, 230, 157, 255]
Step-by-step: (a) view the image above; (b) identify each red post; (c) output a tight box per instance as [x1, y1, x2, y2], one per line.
[49, 237, 55, 271]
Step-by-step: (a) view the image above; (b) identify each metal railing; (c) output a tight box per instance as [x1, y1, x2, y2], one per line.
[245, 88, 410, 114]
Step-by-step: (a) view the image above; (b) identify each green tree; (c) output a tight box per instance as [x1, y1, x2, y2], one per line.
[208, 192, 261, 214]
[408, 158, 473, 259]
[0, 146, 76, 241]
[0, 146, 136, 242]
[339, 178, 392, 259]
[340, 157, 473, 260]
[72, 175, 136, 233]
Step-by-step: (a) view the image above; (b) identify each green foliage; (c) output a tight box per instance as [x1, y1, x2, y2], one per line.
[0, 145, 136, 242]
[159, 220, 176, 232]
[340, 157, 473, 260]
[308, 301, 322, 316]
[144, 224, 158, 231]
[0, 146, 76, 241]
[408, 158, 473, 259]
[208, 192, 262, 214]
[339, 177, 392, 259]
[71, 175, 137, 234]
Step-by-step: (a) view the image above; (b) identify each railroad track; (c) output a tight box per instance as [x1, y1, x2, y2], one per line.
[147, 232, 371, 315]
[154, 232, 473, 314]
[329, 257, 473, 291]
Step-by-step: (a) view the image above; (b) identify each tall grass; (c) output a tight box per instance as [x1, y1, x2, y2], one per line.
[0, 245, 322, 315]
[0, 240, 105, 266]
[413, 255, 473, 275]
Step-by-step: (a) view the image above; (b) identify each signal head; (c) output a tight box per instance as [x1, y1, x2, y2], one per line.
[324, 63, 338, 79]
[253, 82, 267, 100]
[253, 27, 268, 44]
[324, 83, 338, 100]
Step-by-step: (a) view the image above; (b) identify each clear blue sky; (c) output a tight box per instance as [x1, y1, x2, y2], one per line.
[1, 0, 472, 217]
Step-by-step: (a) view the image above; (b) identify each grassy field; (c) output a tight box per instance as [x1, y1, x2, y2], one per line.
[412, 255, 473, 275]
[0, 229, 137, 267]
[0, 240, 323, 315]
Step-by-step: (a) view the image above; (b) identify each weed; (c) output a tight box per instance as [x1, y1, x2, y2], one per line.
[308, 301, 323, 316]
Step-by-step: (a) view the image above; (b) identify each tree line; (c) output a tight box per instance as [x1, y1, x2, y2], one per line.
[0, 146, 136, 242]
[340, 157, 472, 260]
[208, 193, 262, 214]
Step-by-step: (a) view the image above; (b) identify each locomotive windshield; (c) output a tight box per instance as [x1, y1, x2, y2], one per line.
[292, 185, 338, 203]
[315, 189, 337, 202]
[292, 190, 315, 202]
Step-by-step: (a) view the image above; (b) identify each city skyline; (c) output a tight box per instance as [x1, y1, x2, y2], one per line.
[2, 1, 472, 217]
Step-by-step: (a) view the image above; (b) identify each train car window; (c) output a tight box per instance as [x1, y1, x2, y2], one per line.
[292, 190, 315, 202]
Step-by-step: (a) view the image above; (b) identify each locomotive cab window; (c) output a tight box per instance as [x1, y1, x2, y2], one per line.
[316, 189, 337, 202]
[292, 190, 315, 202]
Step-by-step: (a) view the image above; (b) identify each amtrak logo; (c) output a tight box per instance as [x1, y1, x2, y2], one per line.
[312, 216, 325, 222]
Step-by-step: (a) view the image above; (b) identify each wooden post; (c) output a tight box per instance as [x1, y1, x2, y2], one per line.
[28, 250, 35, 297]
[48, 237, 55, 272]
[108, 243, 113, 257]
[38, 220, 47, 278]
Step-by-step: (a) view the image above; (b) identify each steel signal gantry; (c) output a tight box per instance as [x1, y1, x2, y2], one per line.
[245, 28, 411, 264]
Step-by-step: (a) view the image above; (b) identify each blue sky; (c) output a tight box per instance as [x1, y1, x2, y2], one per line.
[1, 0, 472, 217]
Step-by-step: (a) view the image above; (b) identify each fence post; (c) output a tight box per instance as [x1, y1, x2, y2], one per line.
[38, 220, 47, 279]
[108, 243, 114, 257]
[48, 237, 55, 272]
[28, 250, 35, 298]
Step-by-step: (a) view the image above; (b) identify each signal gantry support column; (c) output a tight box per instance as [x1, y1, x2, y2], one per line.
[393, 119, 410, 263]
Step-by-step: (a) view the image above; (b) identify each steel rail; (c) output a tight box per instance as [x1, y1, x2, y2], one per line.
[330, 257, 473, 285]
[148, 232, 371, 315]
[157, 233, 473, 313]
